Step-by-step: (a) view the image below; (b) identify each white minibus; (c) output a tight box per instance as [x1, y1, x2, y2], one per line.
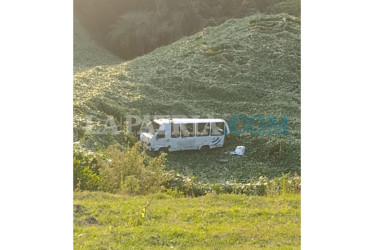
[140, 118, 230, 153]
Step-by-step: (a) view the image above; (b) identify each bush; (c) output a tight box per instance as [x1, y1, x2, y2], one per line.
[73, 142, 300, 197]
[73, 145, 101, 191]
[99, 142, 166, 194]
[122, 175, 140, 194]
[161, 171, 300, 197]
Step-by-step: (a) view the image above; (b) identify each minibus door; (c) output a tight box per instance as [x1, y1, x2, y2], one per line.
[180, 123, 196, 150]
[154, 124, 171, 151]
[170, 123, 181, 151]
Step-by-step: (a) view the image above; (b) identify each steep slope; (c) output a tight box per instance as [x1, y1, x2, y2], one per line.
[73, 13, 300, 181]
[74, 17, 122, 73]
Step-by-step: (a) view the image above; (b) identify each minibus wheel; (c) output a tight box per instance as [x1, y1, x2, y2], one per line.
[158, 147, 168, 155]
[200, 145, 210, 153]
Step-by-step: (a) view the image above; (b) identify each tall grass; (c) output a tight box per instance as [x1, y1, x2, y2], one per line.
[74, 191, 301, 248]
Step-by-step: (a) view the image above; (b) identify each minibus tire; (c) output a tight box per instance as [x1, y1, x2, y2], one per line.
[200, 145, 210, 153]
[158, 147, 168, 155]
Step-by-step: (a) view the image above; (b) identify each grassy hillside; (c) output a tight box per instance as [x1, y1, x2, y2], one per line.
[74, 192, 301, 249]
[74, 17, 122, 73]
[73, 13, 300, 182]
[75, 0, 300, 60]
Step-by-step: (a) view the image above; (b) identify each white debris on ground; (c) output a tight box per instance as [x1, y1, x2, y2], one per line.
[230, 146, 245, 156]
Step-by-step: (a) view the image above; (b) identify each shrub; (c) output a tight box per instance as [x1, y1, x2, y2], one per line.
[161, 171, 300, 197]
[99, 142, 166, 194]
[122, 175, 140, 194]
[73, 146, 101, 191]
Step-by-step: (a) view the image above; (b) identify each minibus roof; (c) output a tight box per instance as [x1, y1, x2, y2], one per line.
[154, 118, 226, 124]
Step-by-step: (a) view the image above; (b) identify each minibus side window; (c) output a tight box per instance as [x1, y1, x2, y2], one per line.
[181, 123, 194, 137]
[197, 123, 210, 137]
[211, 122, 224, 136]
[171, 123, 180, 138]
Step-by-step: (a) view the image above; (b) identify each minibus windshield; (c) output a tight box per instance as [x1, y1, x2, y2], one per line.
[145, 121, 160, 135]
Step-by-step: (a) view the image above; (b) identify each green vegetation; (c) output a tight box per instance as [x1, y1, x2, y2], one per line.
[99, 142, 166, 194]
[74, 142, 166, 194]
[73, 143, 102, 191]
[74, 13, 300, 181]
[73, 17, 122, 73]
[74, 142, 301, 197]
[73, 3, 301, 247]
[74, 192, 301, 249]
[75, 0, 300, 59]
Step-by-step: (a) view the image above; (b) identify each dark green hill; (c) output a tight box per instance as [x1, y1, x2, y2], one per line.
[74, 13, 300, 182]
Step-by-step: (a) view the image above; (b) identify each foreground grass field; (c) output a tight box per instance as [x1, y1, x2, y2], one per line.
[74, 192, 300, 249]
